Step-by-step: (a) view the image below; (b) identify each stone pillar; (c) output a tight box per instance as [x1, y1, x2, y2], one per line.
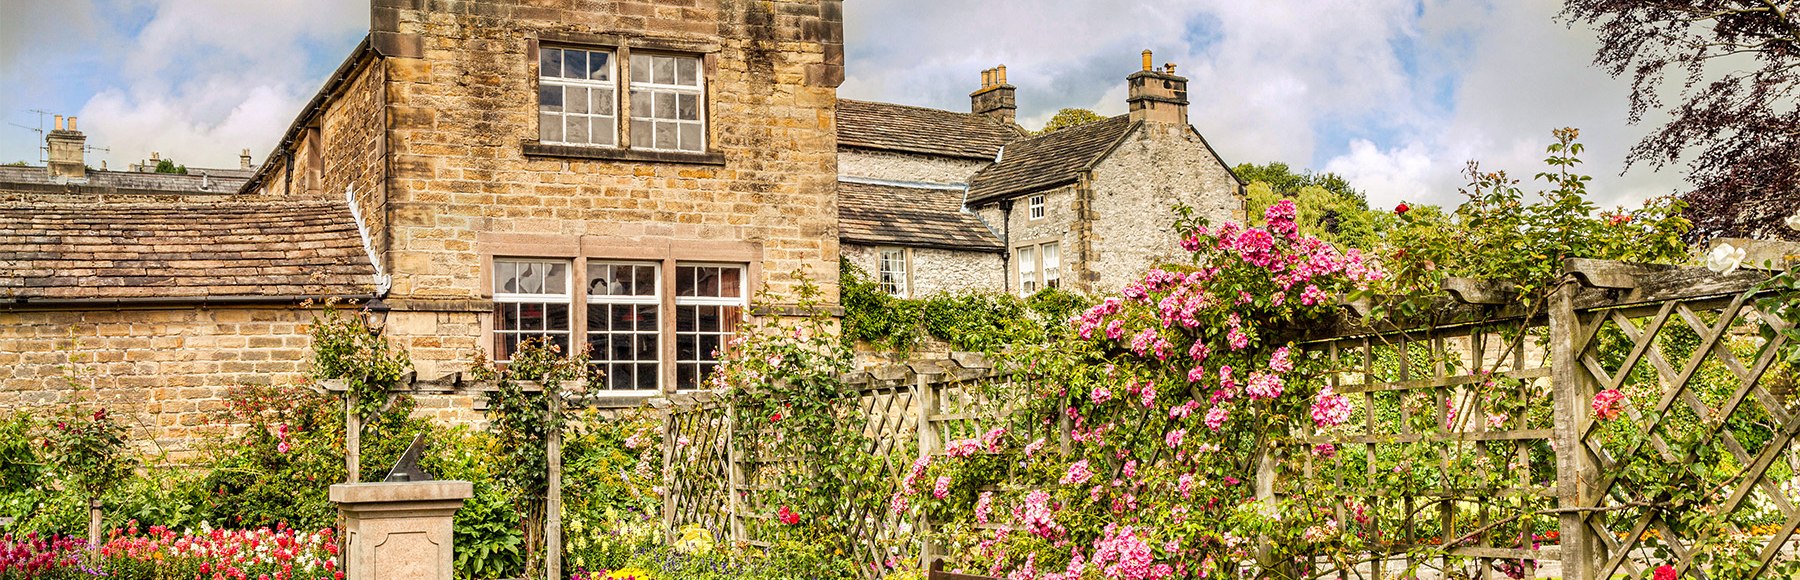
[330, 481, 473, 580]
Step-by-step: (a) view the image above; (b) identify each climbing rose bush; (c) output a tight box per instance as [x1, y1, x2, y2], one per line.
[903, 200, 1384, 579]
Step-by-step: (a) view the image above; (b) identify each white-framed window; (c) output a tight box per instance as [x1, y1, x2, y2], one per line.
[1028, 194, 1046, 220]
[1018, 246, 1038, 295]
[493, 259, 574, 360]
[674, 264, 745, 390]
[587, 262, 661, 392]
[538, 47, 617, 146]
[878, 248, 909, 298]
[1042, 242, 1060, 289]
[629, 53, 705, 152]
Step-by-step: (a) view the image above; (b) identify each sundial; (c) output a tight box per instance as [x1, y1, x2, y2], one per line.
[383, 433, 436, 482]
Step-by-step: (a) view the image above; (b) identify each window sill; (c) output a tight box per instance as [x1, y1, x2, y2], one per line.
[523, 141, 726, 166]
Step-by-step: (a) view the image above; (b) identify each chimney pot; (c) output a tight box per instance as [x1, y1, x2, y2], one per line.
[1164, 63, 1176, 74]
[67, 117, 76, 132]
[1142, 50, 1153, 72]
[971, 64, 1017, 125]
[54, 115, 64, 131]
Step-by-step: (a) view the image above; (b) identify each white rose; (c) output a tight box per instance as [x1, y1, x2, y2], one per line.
[1706, 243, 1748, 275]
[1787, 211, 1800, 232]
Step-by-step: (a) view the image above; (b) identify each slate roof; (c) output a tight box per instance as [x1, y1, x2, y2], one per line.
[0, 165, 250, 196]
[836, 99, 1023, 160]
[838, 180, 1003, 252]
[0, 198, 376, 302]
[966, 115, 1138, 204]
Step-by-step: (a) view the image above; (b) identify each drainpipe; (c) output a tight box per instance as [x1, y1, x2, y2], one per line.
[999, 198, 1015, 294]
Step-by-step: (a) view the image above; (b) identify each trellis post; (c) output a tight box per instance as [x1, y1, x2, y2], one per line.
[726, 399, 745, 544]
[1550, 280, 1599, 580]
[545, 387, 564, 580]
[660, 405, 677, 545]
[915, 371, 941, 569]
[345, 392, 361, 483]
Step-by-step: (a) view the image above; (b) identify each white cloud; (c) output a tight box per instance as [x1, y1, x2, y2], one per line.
[1323, 140, 1435, 210]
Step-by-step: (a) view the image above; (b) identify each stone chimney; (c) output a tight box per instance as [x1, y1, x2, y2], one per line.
[240, 148, 253, 170]
[1126, 50, 1188, 125]
[46, 115, 87, 180]
[970, 65, 1017, 125]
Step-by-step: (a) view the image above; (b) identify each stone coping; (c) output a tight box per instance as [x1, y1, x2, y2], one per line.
[329, 481, 473, 505]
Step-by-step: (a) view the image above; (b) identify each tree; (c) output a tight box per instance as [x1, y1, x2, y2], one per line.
[1234, 161, 1392, 249]
[1036, 108, 1108, 134]
[1561, 1, 1800, 242]
[154, 159, 187, 174]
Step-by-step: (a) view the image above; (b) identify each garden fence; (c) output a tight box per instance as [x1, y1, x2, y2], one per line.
[661, 251, 1800, 580]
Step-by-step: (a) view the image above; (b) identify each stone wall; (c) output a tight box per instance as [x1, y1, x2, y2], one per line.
[321, 58, 389, 255]
[843, 243, 1003, 297]
[838, 149, 988, 185]
[972, 184, 1078, 295]
[0, 307, 316, 459]
[367, 0, 843, 381]
[1086, 122, 1243, 293]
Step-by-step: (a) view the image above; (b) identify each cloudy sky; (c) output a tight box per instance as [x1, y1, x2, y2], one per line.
[0, 0, 1681, 210]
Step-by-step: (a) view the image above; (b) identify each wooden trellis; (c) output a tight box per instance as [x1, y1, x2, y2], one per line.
[660, 251, 1800, 579]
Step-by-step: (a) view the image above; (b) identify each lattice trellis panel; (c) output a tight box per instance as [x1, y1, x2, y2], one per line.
[1300, 321, 1561, 579]
[663, 400, 734, 537]
[1567, 291, 1800, 579]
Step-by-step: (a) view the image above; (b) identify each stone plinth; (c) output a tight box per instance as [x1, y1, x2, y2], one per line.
[330, 481, 472, 580]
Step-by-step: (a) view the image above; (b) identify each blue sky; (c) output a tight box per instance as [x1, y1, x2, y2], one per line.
[0, 0, 1682, 209]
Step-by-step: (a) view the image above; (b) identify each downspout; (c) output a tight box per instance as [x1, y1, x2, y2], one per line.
[345, 185, 393, 297]
[999, 198, 1014, 294]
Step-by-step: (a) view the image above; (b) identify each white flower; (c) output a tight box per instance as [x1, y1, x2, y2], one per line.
[1707, 243, 1748, 275]
[1787, 211, 1800, 232]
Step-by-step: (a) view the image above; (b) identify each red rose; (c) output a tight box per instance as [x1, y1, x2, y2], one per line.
[777, 505, 800, 525]
[770, 412, 782, 423]
[93, 409, 106, 420]
[1653, 565, 1677, 580]
[1394, 202, 1411, 215]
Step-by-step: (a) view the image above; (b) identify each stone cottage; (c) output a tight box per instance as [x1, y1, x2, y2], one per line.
[836, 54, 1247, 297]
[1, 0, 845, 454]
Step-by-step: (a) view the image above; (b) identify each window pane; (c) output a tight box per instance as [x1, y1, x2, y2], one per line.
[592, 118, 616, 146]
[566, 87, 588, 114]
[654, 121, 676, 149]
[718, 267, 740, 298]
[545, 263, 568, 293]
[698, 305, 719, 332]
[678, 123, 701, 151]
[540, 48, 560, 78]
[565, 50, 587, 82]
[676, 266, 696, 296]
[610, 364, 633, 390]
[519, 304, 544, 330]
[719, 306, 741, 334]
[611, 304, 634, 330]
[676, 57, 697, 85]
[636, 364, 657, 390]
[634, 265, 656, 296]
[637, 304, 659, 331]
[589, 51, 610, 81]
[630, 90, 652, 119]
[546, 303, 569, 331]
[654, 56, 676, 84]
[586, 304, 608, 331]
[631, 53, 652, 83]
[567, 116, 589, 144]
[594, 88, 615, 116]
[539, 85, 563, 112]
[698, 267, 720, 297]
[498, 303, 519, 331]
[676, 334, 697, 359]
[519, 263, 543, 293]
[654, 92, 676, 120]
[677, 305, 696, 332]
[676, 94, 698, 121]
[678, 364, 696, 391]
[698, 334, 719, 360]
[611, 336, 632, 361]
[540, 113, 563, 142]
[636, 334, 657, 360]
[631, 119, 653, 148]
[496, 261, 518, 294]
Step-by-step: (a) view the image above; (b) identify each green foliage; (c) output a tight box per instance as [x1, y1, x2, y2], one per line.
[1238, 161, 1392, 250]
[152, 159, 187, 174]
[41, 408, 134, 503]
[470, 337, 589, 578]
[1375, 128, 1691, 315]
[309, 305, 412, 421]
[1036, 108, 1107, 134]
[839, 259, 1089, 355]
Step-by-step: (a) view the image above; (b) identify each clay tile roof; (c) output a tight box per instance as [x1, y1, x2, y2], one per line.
[0, 198, 376, 301]
[838, 180, 1003, 252]
[836, 99, 1024, 160]
[966, 115, 1138, 204]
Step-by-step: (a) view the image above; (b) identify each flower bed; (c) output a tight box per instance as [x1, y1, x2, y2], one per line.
[1, 523, 339, 580]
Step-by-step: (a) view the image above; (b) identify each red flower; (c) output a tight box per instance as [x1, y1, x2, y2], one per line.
[93, 409, 106, 421]
[1394, 202, 1411, 215]
[1654, 565, 1677, 580]
[1608, 214, 1632, 226]
[770, 412, 783, 423]
[777, 505, 800, 525]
